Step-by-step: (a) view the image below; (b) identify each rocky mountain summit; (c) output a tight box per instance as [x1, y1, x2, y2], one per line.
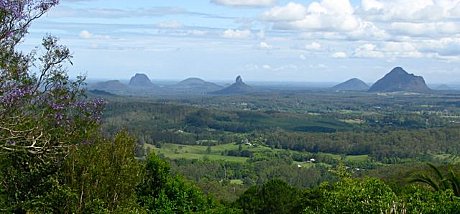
[368, 67, 431, 93]
[212, 75, 252, 94]
[129, 73, 156, 88]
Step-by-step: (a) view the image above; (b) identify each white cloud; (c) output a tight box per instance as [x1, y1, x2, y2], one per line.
[299, 54, 307, 60]
[305, 42, 321, 50]
[332, 51, 348, 58]
[353, 42, 423, 58]
[346, 21, 388, 40]
[361, 0, 384, 11]
[419, 38, 460, 57]
[361, 0, 460, 21]
[262, 2, 307, 21]
[390, 22, 460, 37]
[212, 0, 276, 7]
[265, 0, 361, 32]
[222, 29, 252, 39]
[157, 20, 183, 29]
[79, 30, 93, 39]
[353, 43, 384, 58]
[262, 64, 272, 69]
[259, 41, 272, 49]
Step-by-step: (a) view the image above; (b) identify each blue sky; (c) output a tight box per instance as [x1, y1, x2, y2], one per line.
[23, 0, 460, 83]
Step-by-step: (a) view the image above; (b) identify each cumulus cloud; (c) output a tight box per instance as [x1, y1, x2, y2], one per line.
[259, 41, 272, 49]
[419, 38, 460, 57]
[264, 0, 362, 32]
[79, 30, 93, 39]
[361, 0, 460, 21]
[305, 42, 321, 50]
[262, 2, 307, 21]
[353, 42, 422, 58]
[353, 43, 384, 58]
[332, 52, 348, 58]
[390, 22, 460, 37]
[361, 0, 384, 11]
[222, 29, 252, 39]
[212, 0, 276, 7]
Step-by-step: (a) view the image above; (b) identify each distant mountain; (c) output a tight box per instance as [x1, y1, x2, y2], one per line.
[211, 76, 252, 95]
[332, 78, 369, 91]
[435, 84, 452, 91]
[165, 77, 223, 94]
[368, 67, 431, 93]
[88, 89, 117, 96]
[176, 78, 222, 90]
[90, 80, 127, 92]
[129, 73, 156, 88]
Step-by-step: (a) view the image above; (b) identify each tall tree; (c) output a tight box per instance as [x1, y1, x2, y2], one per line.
[0, 1, 106, 212]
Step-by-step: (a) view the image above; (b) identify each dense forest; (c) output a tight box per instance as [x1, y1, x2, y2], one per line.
[1, 1, 460, 213]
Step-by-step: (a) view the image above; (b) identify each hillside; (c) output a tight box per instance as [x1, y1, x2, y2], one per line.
[211, 76, 252, 95]
[89, 80, 127, 92]
[332, 78, 369, 91]
[129, 73, 157, 88]
[368, 67, 431, 92]
[168, 77, 223, 94]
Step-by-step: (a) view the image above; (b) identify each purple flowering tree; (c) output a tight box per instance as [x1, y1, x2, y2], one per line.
[0, 0, 106, 211]
[0, 0, 104, 159]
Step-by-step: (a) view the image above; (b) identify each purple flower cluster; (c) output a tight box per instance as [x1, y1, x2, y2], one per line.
[1, 86, 32, 107]
[0, 0, 27, 19]
[50, 102, 64, 110]
[84, 98, 106, 123]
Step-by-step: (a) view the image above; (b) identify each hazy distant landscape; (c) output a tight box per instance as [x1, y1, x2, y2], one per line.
[3, 0, 460, 213]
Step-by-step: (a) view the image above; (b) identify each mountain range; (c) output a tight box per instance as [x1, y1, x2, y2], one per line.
[87, 67, 444, 96]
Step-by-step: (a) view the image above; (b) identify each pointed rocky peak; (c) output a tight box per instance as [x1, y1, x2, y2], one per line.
[211, 75, 252, 95]
[236, 75, 243, 84]
[129, 73, 155, 88]
[387, 67, 407, 76]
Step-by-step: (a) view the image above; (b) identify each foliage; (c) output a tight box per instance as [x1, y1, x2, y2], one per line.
[400, 185, 460, 213]
[58, 131, 143, 213]
[410, 163, 460, 196]
[304, 177, 397, 214]
[236, 179, 303, 214]
[137, 152, 215, 213]
[0, 0, 108, 212]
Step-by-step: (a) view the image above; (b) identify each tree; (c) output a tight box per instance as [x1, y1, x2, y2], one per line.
[410, 163, 460, 196]
[236, 179, 303, 214]
[137, 153, 214, 213]
[58, 131, 143, 213]
[0, 1, 107, 212]
[304, 177, 397, 214]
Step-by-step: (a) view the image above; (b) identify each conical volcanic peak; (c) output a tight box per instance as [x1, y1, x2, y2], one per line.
[129, 73, 155, 88]
[369, 67, 431, 93]
[211, 75, 252, 95]
[332, 78, 369, 91]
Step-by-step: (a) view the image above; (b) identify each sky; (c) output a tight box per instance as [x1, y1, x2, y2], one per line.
[22, 0, 460, 83]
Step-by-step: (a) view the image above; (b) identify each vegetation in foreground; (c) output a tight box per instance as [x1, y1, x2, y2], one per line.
[1, 1, 460, 213]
